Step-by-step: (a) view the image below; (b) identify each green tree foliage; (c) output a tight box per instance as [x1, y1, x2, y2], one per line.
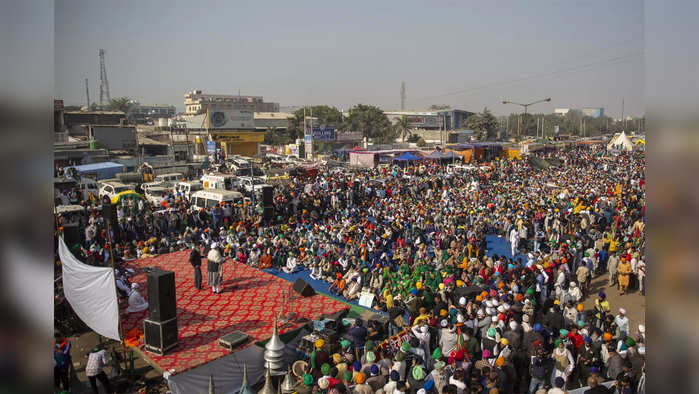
[263, 127, 294, 145]
[288, 105, 343, 140]
[345, 104, 397, 144]
[406, 133, 420, 143]
[464, 107, 499, 141]
[394, 115, 410, 142]
[416, 137, 427, 147]
[108, 97, 133, 113]
[503, 110, 644, 139]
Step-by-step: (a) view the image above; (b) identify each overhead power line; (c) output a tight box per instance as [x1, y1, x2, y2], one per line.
[409, 51, 643, 104]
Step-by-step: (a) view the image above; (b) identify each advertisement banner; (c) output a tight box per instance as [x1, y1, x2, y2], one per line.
[311, 126, 336, 142]
[377, 329, 414, 356]
[206, 141, 216, 153]
[305, 141, 313, 159]
[336, 131, 363, 141]
[207, 109, 255, 129]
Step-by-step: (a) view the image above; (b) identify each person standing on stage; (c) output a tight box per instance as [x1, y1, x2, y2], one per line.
[189, 243, 203, 290]
[207, 242, 224, 294]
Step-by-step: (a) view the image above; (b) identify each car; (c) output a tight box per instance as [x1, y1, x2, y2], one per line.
[201, 173, 237, 191]
[190, 189, 244, 210]
[175, 181, 203, 201]
[144, 186, 169, 205]
[153, 173, 184, 186]
[98, 181, 132, 200]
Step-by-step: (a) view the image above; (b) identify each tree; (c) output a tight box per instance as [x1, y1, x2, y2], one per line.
[264, 127, 293, 146]
[406, 133, 420, 143]
[428, 104, 451, 110]
[108, 97, 134, 113]
[288, 105, 343, 140]
[345, 104, 397, 144]
[464, 107, 498, 141]
[416, 137, 427, 147]
[394, 115, 410, 142]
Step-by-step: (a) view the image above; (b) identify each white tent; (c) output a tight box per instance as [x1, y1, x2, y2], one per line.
[607, 131, 634, 152]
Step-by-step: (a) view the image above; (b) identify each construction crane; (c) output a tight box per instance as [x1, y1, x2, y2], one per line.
[99, 49, 111, 105]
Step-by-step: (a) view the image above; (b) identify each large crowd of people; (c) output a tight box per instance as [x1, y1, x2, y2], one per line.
[55, 144, 645, 393]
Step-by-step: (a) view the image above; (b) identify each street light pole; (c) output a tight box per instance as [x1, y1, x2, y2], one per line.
[502, 97, 551, 138]
[249, 159, 255, 208]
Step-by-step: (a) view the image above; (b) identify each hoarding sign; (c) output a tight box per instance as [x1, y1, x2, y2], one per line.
[336, 131, 363, 141]
[206, 141, 216, 153]
[207, 109, 255, 129]
[311, 126, 336, 142]
[305, 141, 313, 159]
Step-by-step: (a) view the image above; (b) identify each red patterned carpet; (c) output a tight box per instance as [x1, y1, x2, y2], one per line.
[120, 251, 348, 374]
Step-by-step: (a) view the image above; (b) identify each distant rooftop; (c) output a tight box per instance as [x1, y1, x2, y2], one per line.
[65, 110, 125, 115]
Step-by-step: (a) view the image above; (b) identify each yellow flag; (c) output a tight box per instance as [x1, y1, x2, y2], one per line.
[615, 183, 622, 196]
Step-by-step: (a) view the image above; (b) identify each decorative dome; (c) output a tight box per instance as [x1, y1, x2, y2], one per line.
[264, 317, 286, 375]
[258, 365, 276, 394]
[239, 363, 255, 394]
[208, 375, 215, 394]
[280, 368, 295, 393]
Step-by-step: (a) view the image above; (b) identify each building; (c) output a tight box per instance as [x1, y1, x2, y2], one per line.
[127, 103, 176, 124]
[184, 110, 263, 157]
[184, 90, 279, 115]
[384, 111, 442, 130]
[436, 109, 475, 130]
[554, 108, 571, 116]
[384, 109, 474, 131]
[582, 107, 605, 118]
[63, 110, 127, 136]
[254, 112, 294, 131]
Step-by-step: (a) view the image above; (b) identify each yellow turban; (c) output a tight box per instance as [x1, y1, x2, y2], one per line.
[315, 339, 325, 349]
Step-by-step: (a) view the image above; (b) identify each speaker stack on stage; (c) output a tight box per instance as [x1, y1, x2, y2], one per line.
[144, 269, 178, 355]
[61, 223, 81, 247]
[261, 185, 274, 221]
[102, 203, 118, 225]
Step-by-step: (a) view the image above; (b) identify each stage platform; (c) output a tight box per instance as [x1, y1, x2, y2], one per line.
[120, 250, 349, 375]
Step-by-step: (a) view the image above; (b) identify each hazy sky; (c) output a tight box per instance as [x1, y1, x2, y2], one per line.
[55, 0, 644, 116]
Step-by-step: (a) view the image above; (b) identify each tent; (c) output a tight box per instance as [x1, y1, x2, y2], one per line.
[607, 131, 634, 151]
[65, 162, 125, 180]
[111, 190, 144, 205]
[426, 151, 461, 161]
[392, 152, 424, 162]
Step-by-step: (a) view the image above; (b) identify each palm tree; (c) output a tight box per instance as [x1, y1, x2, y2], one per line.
[394, 115, 410, 142]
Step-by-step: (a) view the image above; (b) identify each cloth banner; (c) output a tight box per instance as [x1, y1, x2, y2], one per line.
[59, 237, 121, 341]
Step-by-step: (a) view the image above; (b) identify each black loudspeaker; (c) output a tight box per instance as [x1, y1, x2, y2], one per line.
[263, 206, 274, 221]
[261, 185, 273, 206]
[147, 269, 177, 322]
[144, 318, 178, 355]
[62, 223, 81, 246]
[102, 204, 118, 224]
[292, 278, 316, 297]
[218, 330, 250, 351]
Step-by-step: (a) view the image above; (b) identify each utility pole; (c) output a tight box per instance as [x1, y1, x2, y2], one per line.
[502, 97, 551, 138]
[621, 99, 625, 131]
[541, 116, 545, 138]
[400, 82, 406, 111]
[85, 78, 90, 108]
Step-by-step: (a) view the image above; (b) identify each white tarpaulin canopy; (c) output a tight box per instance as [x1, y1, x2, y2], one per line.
[58, 237, 121, 341]
[607, 131, 634, 151]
